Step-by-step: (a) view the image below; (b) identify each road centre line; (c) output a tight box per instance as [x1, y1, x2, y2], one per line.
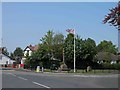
[18, 76, 28, 80]
[32, 81, 50, 88]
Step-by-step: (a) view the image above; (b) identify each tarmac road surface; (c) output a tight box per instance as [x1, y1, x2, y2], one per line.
[2, 70, 119, 88]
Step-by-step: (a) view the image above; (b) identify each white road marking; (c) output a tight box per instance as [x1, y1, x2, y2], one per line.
[2, 70, 15, 71]
[7, 73, 16, 77]
[7, 73, 12, 75]
[11, 74, 16, 77]
[73, 75, 118, 78]
[18, 76, 28, 80]
[32, 81, 50, 88]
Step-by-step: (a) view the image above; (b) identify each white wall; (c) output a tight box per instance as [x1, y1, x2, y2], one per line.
[24, 47, 32, 56]
[0, 54, 16, 65]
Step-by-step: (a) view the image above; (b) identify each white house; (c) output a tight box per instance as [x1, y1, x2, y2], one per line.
[0, 54, 16, 65]
[21, 45, 38, 64]
[24, 45, 38, 57]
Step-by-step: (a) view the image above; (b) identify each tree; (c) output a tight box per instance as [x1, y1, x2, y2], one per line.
[40, 30, 54, 57]
[64, 33, 74, 68]
[79, 38, 97, 68]
[103, 1, 120, 52]
[75, 36, 84, 68]
[39, 31, 64, 68]
[40, 30, 54, 45]
[53, 33, 64, 45]
[97, 40, 118, 54]
[13, 47, 23, 64]
[64, 33, 97, 69]
[10, 52, 15, 60]
[26, 30, 64, 69]
[53, 33, 64, 61]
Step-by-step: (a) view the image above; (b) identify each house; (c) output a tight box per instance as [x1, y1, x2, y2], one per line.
[0, 47, 16, 66]
[24, 44, 38, 57]
[116, 52, 120, 63]
[22, 45, 39, 64]
[0, 54, 16, 66]
[110, 53, 118, 64]
[97, 52, 120, 64]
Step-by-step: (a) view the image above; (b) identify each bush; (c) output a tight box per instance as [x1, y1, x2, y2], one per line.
[102, 63, 120, 70]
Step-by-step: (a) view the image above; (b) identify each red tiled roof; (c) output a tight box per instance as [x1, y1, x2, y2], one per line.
[27, 45, 39, 52]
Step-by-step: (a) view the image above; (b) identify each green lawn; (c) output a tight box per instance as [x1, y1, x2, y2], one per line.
[37, 69, 120, 74]
[68, 69, 120, 74]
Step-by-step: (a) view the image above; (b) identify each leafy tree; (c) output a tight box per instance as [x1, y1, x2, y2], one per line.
[29, 32, 62, 68]
[103, 1, 120, 52]
[80, 38, 97, 68]
[53, 33, 64, 61]
[10, 52, 15, 60]
[103, 2, 120, 26]
[97, 40, 118, 53]
[24, 53, 31, 69]
[75, 36, 83, 68]
[29, 44, 52, 69]
[14, 47, 23, 58]
[53, 33, 64, 45]
[64, 33, 97, 69]
[82, 38, 97, 60]
[13, 47, 23, 64]
[39, 31, 64, 68]
[40, 30, 54, 58]
[64, 33, 74, 68]
[25, 31, 55, 69]
[40, 30, 54, 45]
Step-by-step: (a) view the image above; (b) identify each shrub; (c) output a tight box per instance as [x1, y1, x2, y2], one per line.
[102, 63, 120, 70]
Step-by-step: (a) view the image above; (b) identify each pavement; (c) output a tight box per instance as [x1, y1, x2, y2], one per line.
[1, 70, 119, 88]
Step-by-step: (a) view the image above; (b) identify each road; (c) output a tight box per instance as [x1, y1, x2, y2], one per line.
[2, 70, 119, 88]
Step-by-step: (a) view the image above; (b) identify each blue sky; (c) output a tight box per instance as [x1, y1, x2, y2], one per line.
[2, 2, 118, 52]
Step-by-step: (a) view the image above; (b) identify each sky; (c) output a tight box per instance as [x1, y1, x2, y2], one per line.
[2, 2, 118, 53]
